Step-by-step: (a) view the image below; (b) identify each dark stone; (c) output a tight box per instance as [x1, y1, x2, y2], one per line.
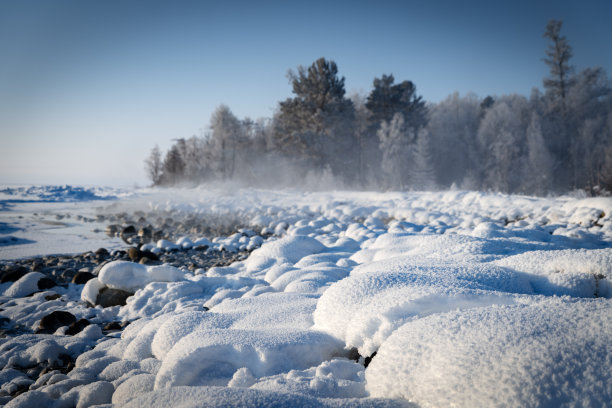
[138, 257, 154, 265]
[95, 247, 110, 260]
[60, 268, 77, 281]
[0, 266, 28, 283]
[347, 347, 360, 362]
[45, 293, 62, 301]
[105, 225, 120, 237]
[121, 225, 137, 237]
[138, 226, 153, 238]
[37, 311, 77, 334]
[127, 247, 141, 261]
[65, 318, 90, 335]
[103, 321, 122, 331]
[153, 230, 164, 241]
[96, 287, 132, 308]
[139, 250, 158, 261]
[37, 277, 57, 290]
[72, 271, 96, 284]
[364, 351, 377, 368]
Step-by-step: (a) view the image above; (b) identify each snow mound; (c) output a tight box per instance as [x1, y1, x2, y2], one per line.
[80, 261, 185, 305]
[122, 385, 412, 408]
[366, 298, 612, 407]
[245, 235, 327, 272]
[494, 248, 612, 298]
[314, 259, 530, 355]
[154, 328, 343, 388]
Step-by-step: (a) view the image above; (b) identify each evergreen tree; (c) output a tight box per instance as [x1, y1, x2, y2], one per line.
[162, 144, 185, 185]
[273, 58, 355, 180]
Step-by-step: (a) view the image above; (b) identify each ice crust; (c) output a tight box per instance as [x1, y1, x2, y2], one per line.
[1, 188, 611, 407]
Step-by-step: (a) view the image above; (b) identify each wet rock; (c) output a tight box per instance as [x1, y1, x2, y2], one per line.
[72, 271, 95, 284]
[37, 311, 77, 334]
[96, 287, 132, 308]
[37, 277, 57, 290]
[65, 318, 90, 335]
[1, 266, 28, 283]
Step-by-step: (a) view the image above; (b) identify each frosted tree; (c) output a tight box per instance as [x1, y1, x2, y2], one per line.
[145, 145, 163, 185]
[523, 114, 554, 194]
[162, 144, 185, 185]
[379, 113, 409, 189]
[477, 96, 528, 193]
[410, 128, 436, 191]
[181, 136, 208, 182]
[426, 93, 482, 188]
[209, 105, 244, 180]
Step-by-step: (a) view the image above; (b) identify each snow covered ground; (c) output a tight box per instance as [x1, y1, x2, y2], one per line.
[1, 185, 611, 407]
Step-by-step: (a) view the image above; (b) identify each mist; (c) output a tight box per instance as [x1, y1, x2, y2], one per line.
[146, 25, 612, 196]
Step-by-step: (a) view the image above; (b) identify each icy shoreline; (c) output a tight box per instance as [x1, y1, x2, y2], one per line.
[1, 187, 611, 407]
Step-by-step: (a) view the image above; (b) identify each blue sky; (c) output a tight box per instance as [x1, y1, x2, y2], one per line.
[1, 0, 611, 186]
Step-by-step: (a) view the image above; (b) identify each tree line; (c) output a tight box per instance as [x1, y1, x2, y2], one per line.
[146, 20, 612, 195]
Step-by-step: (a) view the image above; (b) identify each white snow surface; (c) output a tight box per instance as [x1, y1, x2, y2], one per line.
[1, 186, 612, 407]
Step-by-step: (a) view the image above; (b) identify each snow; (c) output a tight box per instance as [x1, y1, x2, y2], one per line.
[1, 186, 611, 407]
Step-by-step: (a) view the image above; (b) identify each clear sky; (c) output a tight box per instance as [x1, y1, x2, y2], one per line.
[1, 0, 611, 187]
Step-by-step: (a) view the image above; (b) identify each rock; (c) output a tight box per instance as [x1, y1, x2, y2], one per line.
[127, 247, 141, 261]
[45, 294, 62, 301]
[153, 230, 164, 241]
[37, 277, 57, 290]
[138, 226, 153, 240]
[95, 247, 110, 260]
[120, 225, 137, 243]
[72, 271, 96, 284]
[60, 268, 77, 281]
[105, 225, 120, 237]
[65, 318, 90, 335]
[0, 266, 28, 283]
[37, 311, 77, 334]
[96, 287, 132, 308]
[139, 250, 159, 261]
[103, 321, 122, 331]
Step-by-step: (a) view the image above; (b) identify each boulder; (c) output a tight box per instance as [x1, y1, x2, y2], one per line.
[37, 311, 77, 334]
